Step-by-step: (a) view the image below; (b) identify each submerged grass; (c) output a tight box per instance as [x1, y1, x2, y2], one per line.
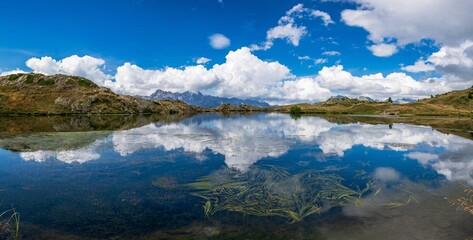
[381, 186, 419, 208]
[446, 186, 473, 240]
[447, 187, 473, 215]
[0, 207, 20, 240]
[189, 166, 376, 223]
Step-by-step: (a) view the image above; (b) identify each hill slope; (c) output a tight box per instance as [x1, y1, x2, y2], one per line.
[146, 89, 270, 108]
[0, 73, 196, 114]
[273, 87, 473, 115]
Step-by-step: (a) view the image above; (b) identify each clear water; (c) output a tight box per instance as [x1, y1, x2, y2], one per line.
[0, 113, 472, 239]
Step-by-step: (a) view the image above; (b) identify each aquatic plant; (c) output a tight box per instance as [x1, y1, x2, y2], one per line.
[0, 208, 20, 240]
[380, 186, 418, 208]
[446, 186, 473, 240]
[189, 166, 375, 223]
[447, 187, 473, 215]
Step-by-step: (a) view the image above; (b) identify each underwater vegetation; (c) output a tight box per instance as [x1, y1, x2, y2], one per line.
[152, 176, 179, 190]
[189, 166, 379, 223]
[446, 186, 473, 240]
[0, 208, 20, 240]
[447, 186, 473, 215]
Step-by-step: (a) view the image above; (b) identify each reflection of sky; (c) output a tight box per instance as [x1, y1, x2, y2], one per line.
[13, 113, 473, 184]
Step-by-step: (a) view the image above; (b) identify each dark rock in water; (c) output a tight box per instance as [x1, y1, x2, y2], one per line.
[0, 215, 17, 240]
[433, 217, 452, 229]
[145, 89, 270, 108]
[152, 177, 179, 190]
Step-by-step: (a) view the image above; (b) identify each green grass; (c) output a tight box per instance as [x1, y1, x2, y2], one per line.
[7, 74, 22, 81]
[37, 78, 55, 86]
[77, 78, 96, 88]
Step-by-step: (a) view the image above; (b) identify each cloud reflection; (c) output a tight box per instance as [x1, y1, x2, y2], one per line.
[16, 114, 473, 183]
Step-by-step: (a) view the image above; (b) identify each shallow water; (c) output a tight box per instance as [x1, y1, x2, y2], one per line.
[0, 113, 472, 239]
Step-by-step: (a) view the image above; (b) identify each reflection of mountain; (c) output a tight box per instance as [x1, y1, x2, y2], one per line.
[318, 115, 473, 140]
[9, 114, 473, 184]
[20, 139, 105, 163]
[0, 114, 192, 152]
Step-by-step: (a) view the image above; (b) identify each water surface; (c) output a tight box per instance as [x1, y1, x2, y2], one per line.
[0, 113, 472, 239]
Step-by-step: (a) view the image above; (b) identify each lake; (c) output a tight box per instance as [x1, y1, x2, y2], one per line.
[0, 113, 472, 239]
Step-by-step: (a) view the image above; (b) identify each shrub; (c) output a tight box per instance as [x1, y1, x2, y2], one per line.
[468, 92, 473, 99]
[7, 74, 21, 81]
[387, 97, 393, 103]
[290, 106, 302, 114]
[38, 78, 55, 86]
[77, 78, 95, 88]
[26, 74, 36, 83]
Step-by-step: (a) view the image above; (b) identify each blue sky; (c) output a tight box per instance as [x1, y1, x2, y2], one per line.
[1, 0, 472, 103]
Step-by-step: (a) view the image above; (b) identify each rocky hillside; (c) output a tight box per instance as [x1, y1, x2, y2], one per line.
[0, 73, 197, 114]
[146, 89, 270, 108]
[318, 95, 376, 107]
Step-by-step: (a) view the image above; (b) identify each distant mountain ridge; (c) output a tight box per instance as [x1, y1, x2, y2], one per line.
[145, 89, 270, 108]
[325, 95, 416, 105]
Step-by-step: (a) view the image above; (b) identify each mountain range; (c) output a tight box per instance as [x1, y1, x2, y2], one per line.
[144, 89, 270, 108]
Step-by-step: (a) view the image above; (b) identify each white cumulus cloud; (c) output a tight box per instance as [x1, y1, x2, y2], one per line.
[209, 33, 231, 49]
[342, 0, 473, 46]
[210, 47, 293, 99]
[402, 59, 435, 73]
[106, 63, 218, 96]
[265, 22, 307, 49]
[341, 0, 473, 58]
[314, 65, 454, 100]
[25, 55, 110, 84]
[0, 68, 26, 76]
[105, 47, 293, 99]
[402, 40, 473, 84]
[367, 43, 398, 57]
[426, 40, 473, 80]
[196, 57, 212, 64]
[252, 4, 333, 50]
